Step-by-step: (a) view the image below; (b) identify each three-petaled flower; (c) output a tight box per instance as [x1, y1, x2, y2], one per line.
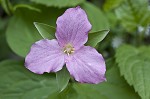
[25, 6, 106, 84]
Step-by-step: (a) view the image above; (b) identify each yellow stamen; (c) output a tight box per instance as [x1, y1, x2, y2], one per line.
[63, 44, 75, 55]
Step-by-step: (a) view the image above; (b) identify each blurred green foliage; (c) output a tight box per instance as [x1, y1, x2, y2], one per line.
[30, 0, 85, 8]
[116, 45, 150, 99]
[0, 0, 150, 99]
[0, 60, 58, 99]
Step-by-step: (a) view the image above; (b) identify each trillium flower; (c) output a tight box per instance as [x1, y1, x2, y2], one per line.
[25, 6, 106, 84]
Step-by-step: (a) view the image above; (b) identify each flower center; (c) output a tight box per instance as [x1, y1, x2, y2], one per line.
[63, 44, 75, 55]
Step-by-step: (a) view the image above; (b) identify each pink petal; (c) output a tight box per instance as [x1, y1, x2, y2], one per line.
[66, 46, 106, 84]
[25, 39, 65, 74]
[56, 6, 92, 50]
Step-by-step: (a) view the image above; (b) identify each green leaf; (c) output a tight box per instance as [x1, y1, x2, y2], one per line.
[49, 83, 108, 99]
[115, 0, 150, 32]
[30, 0, 85, 8]
[34, 22, 56, 39]
[48, 83, 78, 99]
[56, 66, 70, 92]
[103, 0, 125, 11]
[13, 4, 41, 12]
[6, 7, 64, 57]
[86, 30, 109, 47]
[50, 58, 140, 99]
[81, 2, 109, 32]
[0, 60, 58, 99]
[116, 45, 150, 99]
[0, 0, 13, 15]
